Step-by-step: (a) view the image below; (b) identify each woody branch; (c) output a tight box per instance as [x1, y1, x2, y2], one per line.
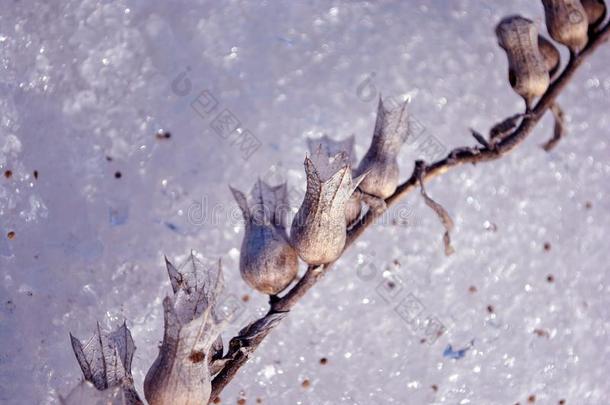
[208, 19, 610, 402]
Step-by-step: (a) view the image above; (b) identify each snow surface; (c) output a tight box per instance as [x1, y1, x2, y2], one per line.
[1, 1, 609, 404]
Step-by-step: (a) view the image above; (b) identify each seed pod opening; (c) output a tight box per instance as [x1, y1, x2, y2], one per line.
[231, 180, 298, 295]
[538, 35, 561, 77]
[541, 0, 589, 52]
[496, 16, 550, 108]
[355, 97, 409, 199]
[581, 0, 607, 29]
[307, 134, 362, 224]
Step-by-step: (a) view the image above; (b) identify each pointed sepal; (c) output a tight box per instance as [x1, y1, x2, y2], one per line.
[69, 322, 142, 404]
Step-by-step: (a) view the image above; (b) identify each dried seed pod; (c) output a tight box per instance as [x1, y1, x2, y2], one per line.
[70, 322, 143, 404]
[231, 180, 298, 295]
[306, 134, 362, 224]
[355, 97, 409, 199]
[144, 254, 225, 405]
[581, 0, 607, 29]
[541, 0, 589, 52]
[538, 35, 561, 77]
[290, 148, 366, 265]
[184, 265, 225, 375]
[496, 16, 550, 108]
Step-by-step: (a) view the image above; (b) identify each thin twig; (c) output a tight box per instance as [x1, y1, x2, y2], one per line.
[541, 102, 566, 151]
[414, 160, 455, 256]
[209, 21, 610, 402]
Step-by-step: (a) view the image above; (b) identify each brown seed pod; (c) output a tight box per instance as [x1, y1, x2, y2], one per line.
[355, 97, 409, 199]
[290, 148, 366, 265]
[144, 254, 226, 405]
[496, 16, 550, 109]
[231, 180, 298, 295]
[581, 0, 607, 29]
[541, 0, 589, 53]
[538, 35, 561, 77]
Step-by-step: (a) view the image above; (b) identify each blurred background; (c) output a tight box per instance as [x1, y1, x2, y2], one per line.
[0, 1, 609, 404]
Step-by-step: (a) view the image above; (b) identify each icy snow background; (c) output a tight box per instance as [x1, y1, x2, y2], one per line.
[1, 0, 609, 404]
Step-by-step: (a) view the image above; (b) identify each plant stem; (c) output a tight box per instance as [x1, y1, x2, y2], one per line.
[209, 21, 610, 403]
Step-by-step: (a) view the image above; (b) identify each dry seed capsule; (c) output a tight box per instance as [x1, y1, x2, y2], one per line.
[581, 0, 606, 29]
[290, 148, 366, 265]
[496, 16, 550, 109]
[144, 255, 225, 405]
[355, 97, 409, 199]
[538, 35, 561, 77]
[541, 0, 589, 52]
[231, 180, 298, 295]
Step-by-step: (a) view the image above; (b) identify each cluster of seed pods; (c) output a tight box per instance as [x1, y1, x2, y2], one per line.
[69, 255, 228, 405]
[68, 3, 607, 402]
[67, 93, 414, 405]
[496, 0, 606, 109]
[231, 97, 410, 295]
[236, 0, 610, 297]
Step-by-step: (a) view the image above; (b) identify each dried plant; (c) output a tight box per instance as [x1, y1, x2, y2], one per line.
[66, 3, 610, 403]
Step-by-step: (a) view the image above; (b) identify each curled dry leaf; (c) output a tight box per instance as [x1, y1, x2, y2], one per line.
[307, 134, 362, 225]
[470, 128, 492, 149]
[496, 15, 550, 110]
[231, 312, 288, 351]
[542, 0, 589, 53]
[144, 253, 226, 405]
[489, 112, 530, 144]
[415, 161, 455, 256]
[542, 102, 566, 151]
[290, 147, 366, 265]
[69, 322, 143, 404]
[356, 97, 409, 199]
[231, 180, 298, 295]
